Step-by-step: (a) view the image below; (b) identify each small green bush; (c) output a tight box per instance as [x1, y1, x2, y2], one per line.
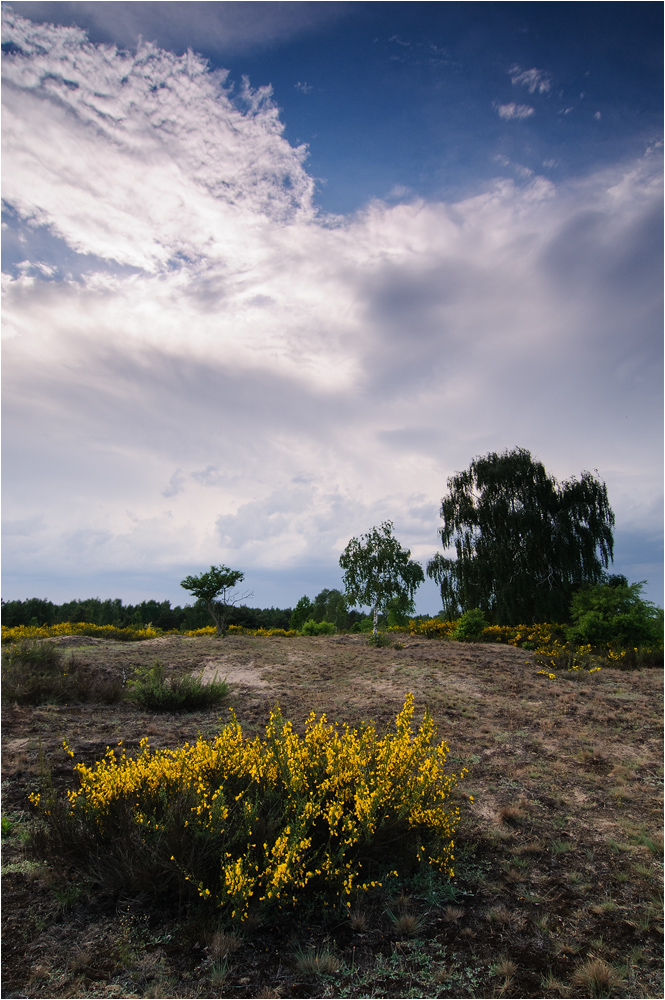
[127, 662, 228, 712]
[566, 581, 663, 648]
[452, 608, 488, 641]
[1, 642, 122, 705]
[366, 632, 391, 647]
[300, 619, 336, 636]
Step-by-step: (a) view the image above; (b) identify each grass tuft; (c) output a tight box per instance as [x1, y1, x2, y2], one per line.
[491, 956, 517, 978]
[209, 957, 230, 988]
[388, 910, 424, 938]
[348, 908, 368, 932]
[208, 930, 242, 960]
[498, 804, 524, 826]
[293, 946, 342, 976]
[572, 957, 624, 997]
[127, 661, 228, 711]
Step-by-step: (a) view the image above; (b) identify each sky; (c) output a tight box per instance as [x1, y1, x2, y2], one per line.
[2, 1, 663, 614]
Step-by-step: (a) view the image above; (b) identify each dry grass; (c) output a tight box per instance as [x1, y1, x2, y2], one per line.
[348, 908, 368, 932]
[498, 804, 524, 826]
[1, 632, 662, 999]
[208, 930, 242, 960]
[572, 956, 624, 997]
[389, 910, 424, 938]
[293, 945, 342, 976]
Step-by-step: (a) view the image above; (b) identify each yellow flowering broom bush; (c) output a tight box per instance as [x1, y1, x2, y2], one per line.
[2, 622, 300, 643]
[406, 617, 662, 674]
[1, 622, 168, 643]
[29, 695, 466, 920]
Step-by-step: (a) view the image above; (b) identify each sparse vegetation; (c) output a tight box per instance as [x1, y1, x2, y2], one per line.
[1, 641, 122, 704]
[126, 660, 228, 711]
[1, 631, 662, 998]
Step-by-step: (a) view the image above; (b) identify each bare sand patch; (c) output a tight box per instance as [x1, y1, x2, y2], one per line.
[198, 659, 273, 689]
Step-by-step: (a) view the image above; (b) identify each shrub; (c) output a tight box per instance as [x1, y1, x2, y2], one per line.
[1, 622, 166, 644]
[253, 627, 298, 637]
[29, 695, 466, 921]
[300, 619, 336, 636]
[366, 631, 392, 647]
[408, 618, 456, 639]
[1, 642, 122, 705]
[452, 608, 488, 641]
[566, 580, 663, 647]
[126, 662, 229, 712]
[607, 644, 663, 669]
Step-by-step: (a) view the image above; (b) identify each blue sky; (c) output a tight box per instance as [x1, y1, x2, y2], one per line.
[2, 2, 663, 612]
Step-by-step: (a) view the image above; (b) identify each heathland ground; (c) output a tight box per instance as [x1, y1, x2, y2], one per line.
[1, 633, 663, 998]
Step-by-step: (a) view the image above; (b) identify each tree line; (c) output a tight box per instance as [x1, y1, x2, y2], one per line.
[0, 589, 368, 632]
[0, 597, 288, 631]
[3, 449, 661, 642]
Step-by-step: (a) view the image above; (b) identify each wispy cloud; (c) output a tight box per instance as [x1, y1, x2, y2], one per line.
[6, 1, 347, 55]
[509, 65, 552, 94]
[496, 102, 535, 121]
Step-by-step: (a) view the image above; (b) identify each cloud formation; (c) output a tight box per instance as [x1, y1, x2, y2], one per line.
[5, 2, 347, 55]
[496, 102, 535, 120]
[2, 12, 662, 606]
[509, 66, 551, 94]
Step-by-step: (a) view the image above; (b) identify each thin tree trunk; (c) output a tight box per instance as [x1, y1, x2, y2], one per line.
[208, 600, 223, 637]
[372, 605, 379, 635]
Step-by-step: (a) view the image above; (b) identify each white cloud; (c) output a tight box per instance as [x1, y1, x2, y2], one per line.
[2, 12, 662, 606]
[496, 102, 535, 121]
[509, 65, 552, 94]
[6, 1, 346, 55]
[2, 11, 315, 274]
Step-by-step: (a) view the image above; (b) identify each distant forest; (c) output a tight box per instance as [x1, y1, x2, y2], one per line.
[0, 589, 367, 632]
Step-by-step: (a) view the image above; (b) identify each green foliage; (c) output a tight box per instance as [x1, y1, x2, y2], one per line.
[340, 521, 424, 634]
[1, 596, 294, 634]
[312, 588, 349, 629]
[1, 816, 14, 838]
[300, 619, 337, 636]
[427, 447, 615, 625]
[366, 631, 392, 647]
[180, 565, 248, 635]
[289, 595, 314, 631]
[566, 579, 663, 647]
[452, 608, 488, 641]
[1, 641, 122, 705]
[386, 593, 415, 628]
[289, 590, 350, 631]
[127, 662, 229, 712]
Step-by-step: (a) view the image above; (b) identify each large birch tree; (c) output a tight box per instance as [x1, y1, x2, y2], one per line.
[339, 521, 424, 634]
